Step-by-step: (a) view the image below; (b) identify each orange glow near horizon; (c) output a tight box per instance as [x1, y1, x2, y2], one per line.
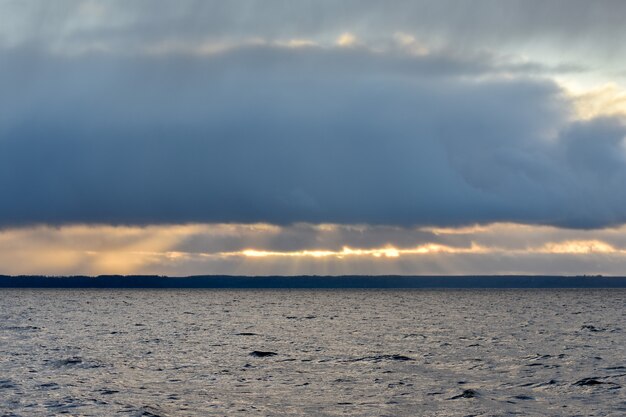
[536, 240, 621, 254]
[2, 223, 626, 275]
[220, 239, 626, 260]
[220, 243, 489, 259]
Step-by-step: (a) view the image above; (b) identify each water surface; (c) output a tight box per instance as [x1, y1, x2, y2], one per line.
[1, 289, 625, 416]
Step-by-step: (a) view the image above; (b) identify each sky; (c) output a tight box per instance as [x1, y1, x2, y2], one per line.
[2, 0, 626, 276]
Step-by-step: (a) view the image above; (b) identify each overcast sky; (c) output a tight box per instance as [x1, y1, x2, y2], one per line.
[2, 1, 626, 275]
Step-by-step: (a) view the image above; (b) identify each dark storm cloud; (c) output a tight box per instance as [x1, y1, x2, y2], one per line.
[0, 43, 625, 228]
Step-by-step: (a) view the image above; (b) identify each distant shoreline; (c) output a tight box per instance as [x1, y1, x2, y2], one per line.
[1, 275, 626, 289]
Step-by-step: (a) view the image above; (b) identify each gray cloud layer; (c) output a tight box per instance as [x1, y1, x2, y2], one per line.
[1, 42, 625, 228]
[4, 1, 626, 54]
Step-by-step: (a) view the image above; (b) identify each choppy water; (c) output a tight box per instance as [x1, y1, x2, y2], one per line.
[1, 289, 625, 416]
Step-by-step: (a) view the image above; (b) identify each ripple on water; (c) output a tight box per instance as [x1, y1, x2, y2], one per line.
[0, 289, 624, 416]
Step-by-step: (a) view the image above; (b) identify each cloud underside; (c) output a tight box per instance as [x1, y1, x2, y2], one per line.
[2, 223, 626, 276]
[1, 43, 626, 229]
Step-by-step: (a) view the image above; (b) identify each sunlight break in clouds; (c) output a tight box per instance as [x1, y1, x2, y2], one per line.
[2, 224, 626, 276]
[221, 244, 486, 259]
[570, 84, 626, 120]
[336, 32, 357, 47]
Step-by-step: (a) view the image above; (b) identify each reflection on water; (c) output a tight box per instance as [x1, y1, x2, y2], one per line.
[1, 289, 625, 416]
